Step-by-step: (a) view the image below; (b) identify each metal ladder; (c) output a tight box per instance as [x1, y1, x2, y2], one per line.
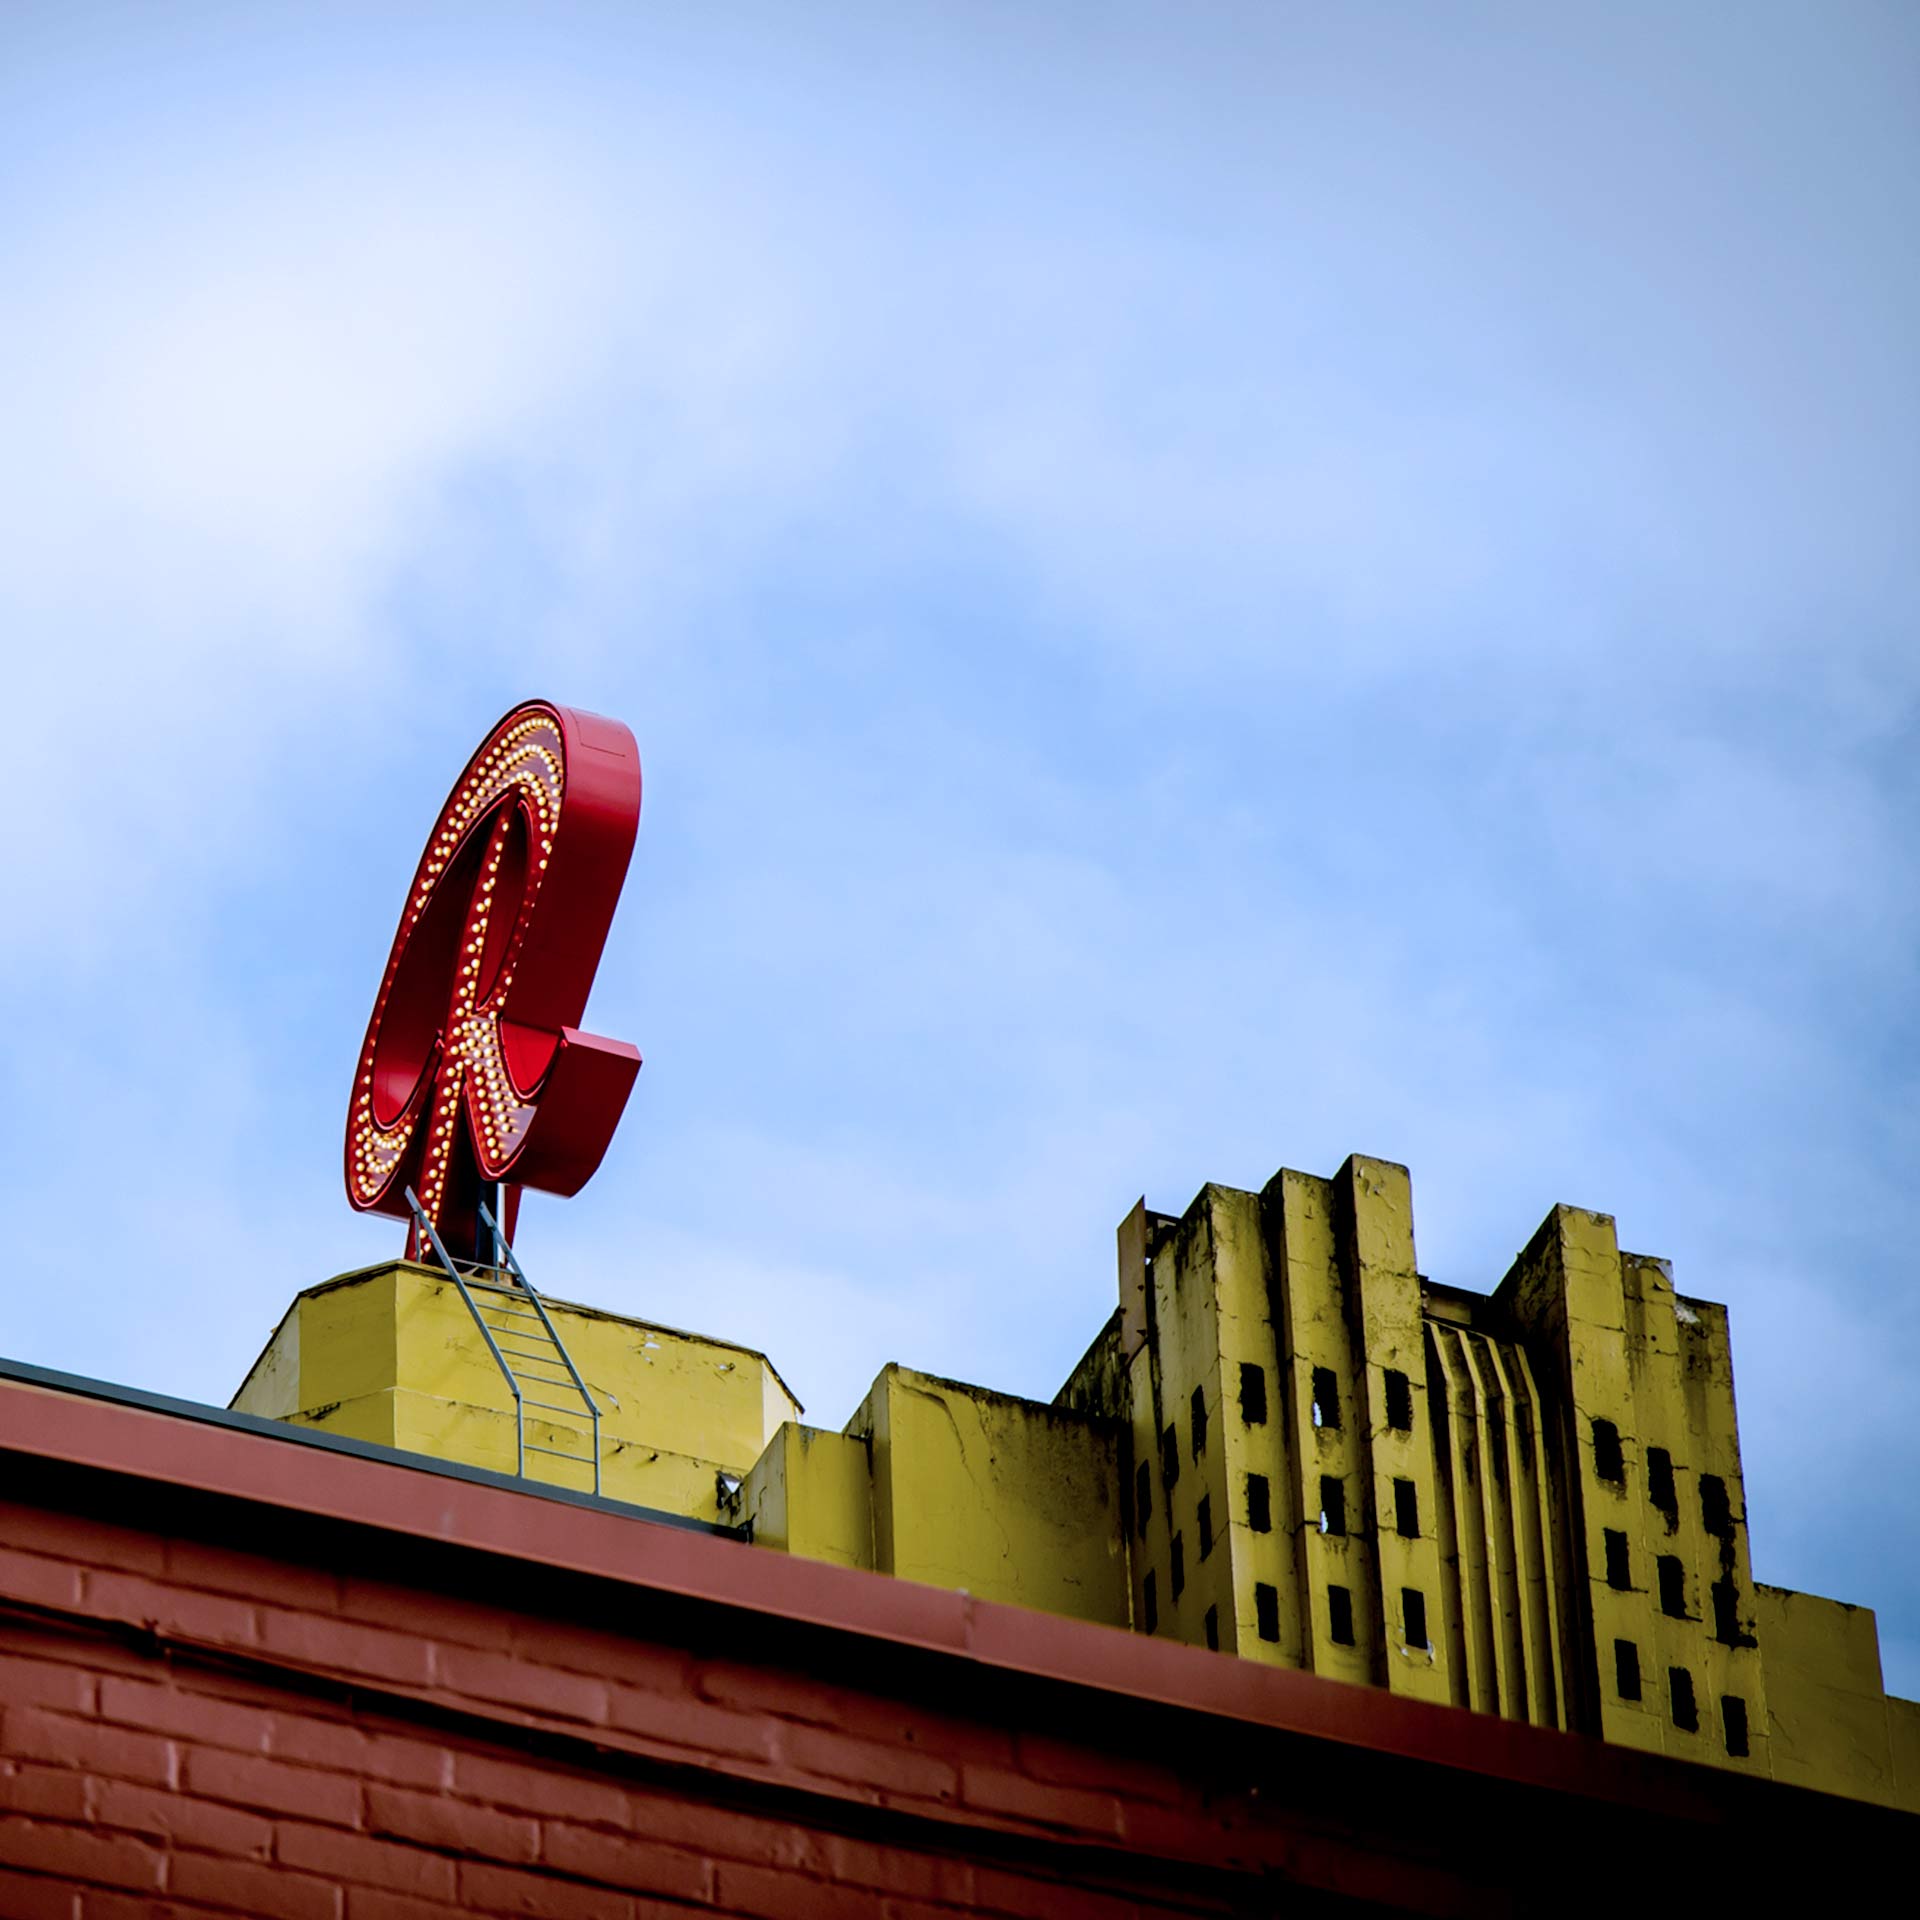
[404, 1186, 602, 1495]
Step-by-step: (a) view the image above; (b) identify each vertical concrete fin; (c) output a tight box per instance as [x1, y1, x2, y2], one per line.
[1263, 1167, 1377, 1685]
[1509, 1343, 1573, 1729]
[1499, 1205, 1655, 1742]
[1423, 1323, 1472, 1712]
[1255, 1170, 1327, 1671]
[1117, 1198, 1150, 1358]
[1432, 1326, 1498, 1713]
[1457, 1334, 1527, 1719]
[1331, 1157, 1450, 1704]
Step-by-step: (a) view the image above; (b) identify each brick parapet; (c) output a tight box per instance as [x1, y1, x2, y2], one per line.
[0, 1375, 1907, 1914]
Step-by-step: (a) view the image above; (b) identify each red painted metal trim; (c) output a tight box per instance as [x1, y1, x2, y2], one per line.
[0, 1372, 1843, 1829]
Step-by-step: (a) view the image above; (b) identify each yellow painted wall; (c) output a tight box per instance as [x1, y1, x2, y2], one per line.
[230, 1261, 800, 1523]
[743, 1422, 873, 1571]
[850, 1366, 1130, 1626]
[1758, 1584, 1916, 1810]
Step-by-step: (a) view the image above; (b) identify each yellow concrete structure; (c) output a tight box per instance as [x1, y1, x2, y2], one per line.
[1048, 1156, 1916, 1812]
[241, 1155, 1919, 1815]
[232, 1261, 800, 1524]
[743, 1367, 1129, 1623]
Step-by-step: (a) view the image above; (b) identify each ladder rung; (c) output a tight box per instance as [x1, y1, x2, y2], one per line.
[480, 1305, 543, 1322]
[522, 1396, 589, 1415]
[496, 1342, 565, 1365]
[525, 1442, 591, 1460]
[505, 1359, 575, 1384]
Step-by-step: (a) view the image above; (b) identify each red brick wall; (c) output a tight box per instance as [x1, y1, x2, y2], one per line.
[0, 1389, 1905, 1916]
[0, 1489, 1413, 1918]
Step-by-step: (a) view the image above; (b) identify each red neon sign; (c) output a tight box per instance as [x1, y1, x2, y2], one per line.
[344, 700, 642, 1260]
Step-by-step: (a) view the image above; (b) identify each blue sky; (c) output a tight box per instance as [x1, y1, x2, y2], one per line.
[3, 4, 1916, 1693]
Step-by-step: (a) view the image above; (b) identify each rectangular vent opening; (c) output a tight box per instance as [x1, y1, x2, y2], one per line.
[1384, 1368, 1414, 1432]
[1591, 1417, 1625, 1485]
[1721, 1693, 1749, 1758]
[1604, 1528, 1631, 1590]
[1647, 1445, 1677, 1527]
[1254, 1582, 1280, 1643]
[1246, 1473, 1272, 1534]
[1658, 1554, 1687, 1619]
[1614, 1639, 1641, 1702]
[1311, 1367, 1341, 1431]
[1402, 1587, 1428, 1650]
[1701, 1473, 1734, 1538]
[1668, 1666, 1698, 1732]
[1394, 1477, 1419, 1538]
[1712, 1576, 1755, 1647]
[1239, 1362, 1268, 1426]
[1327, 1583, 1355, 1646]
[1318, 1475, 1346, 1537]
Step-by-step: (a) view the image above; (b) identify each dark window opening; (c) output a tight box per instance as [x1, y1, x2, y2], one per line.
[1604, 1528, 1631, 1590]
[1135, 1461, 1152, 1536]
[1254, 1582, 1279, 1643]
[1143, 1570, 1157, 1635]
[1721, 1694, 1749, 1758]
[1658, 1554, 1687, 1619]
[1700, 1473, 1733, 1538]
[1647, 1446, 1677, 1527]
[1712, 1577, 1754, 1647]
[1247, 1473, 1272, 1533]
[1327, 1583, 1355, 1646]
[1171, 1532, 1185, 1599]
[1239, 1362, 1267, 1426]
[1614, 1639, 1641, 1702]
[1402, 1587, 1428, 1650]
[1591, 1417, 1625, 1485]
[1318, 1475, 1346, 1537]
[1197, 1494, 1213, 1560]
[1394, 1478, 1420, 1538]
[1669, 1666, 1698, 1733]
[1384, 1368, 1414, 1432]
[1204, 1605, 1220, 1652]
[1311, 1367, 1341, 1430]
[1190, 1384, 1208, 1460]
[1161, 1424, 1180, 1491]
